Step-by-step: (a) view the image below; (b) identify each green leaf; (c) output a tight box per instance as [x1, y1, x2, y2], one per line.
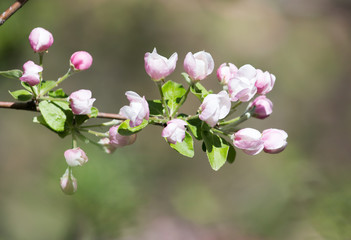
[39, 100, 68, 132]
[39, 81, 57, 95]
[202, 129, 231, 171]
[33, 115, 71, 138]
[8, 90, 33, 101]
[0, 69, 23, 79]
[48, 89, 68, 98]
[118, 119, 148, 136]
[186, 117, 203, 140]
[162, 80, 187, 116]
[190, 82, 210, 101]
[168, 131, 194, 158]
[88, 107, 99, 118]
[147, 100, 164, 116]
[21, 82, 33, 92]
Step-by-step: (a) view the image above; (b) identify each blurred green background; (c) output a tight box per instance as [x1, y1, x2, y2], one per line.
[1, 0, 351, 239]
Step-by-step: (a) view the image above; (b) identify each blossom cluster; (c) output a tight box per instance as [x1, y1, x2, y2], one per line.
[1, 27, 288, 195]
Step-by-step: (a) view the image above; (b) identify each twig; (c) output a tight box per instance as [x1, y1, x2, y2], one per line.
[0, 0, 29, 26]
[0, 101, 127, 120]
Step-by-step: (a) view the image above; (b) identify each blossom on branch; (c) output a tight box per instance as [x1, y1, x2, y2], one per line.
[64, 147, 88, 167]
[120, 91, 149, 127]
[19, 60, 43, 86]
[248, 95, 273, 119]
[144, 48, 178, 81]
[69, 89, 96, 115]
[184, 51, 214, 81]
[162, 119, 187, 144]
[228, 64, 257, 102]
[262, 129, 288, 154]
[233, 128, 264, 155]
[70, 51, 93, 71]
[217, 63, 238, 85]
[199, 90, 231, 127]
[29, 27, 54, 53]
[255, 69, 276, 95]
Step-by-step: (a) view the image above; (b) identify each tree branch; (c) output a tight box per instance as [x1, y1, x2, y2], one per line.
[0, 0, 29, 26]
[0, 101, 127, 120]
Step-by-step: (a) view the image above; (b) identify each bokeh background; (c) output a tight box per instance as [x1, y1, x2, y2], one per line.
[1, 0, 351, 239]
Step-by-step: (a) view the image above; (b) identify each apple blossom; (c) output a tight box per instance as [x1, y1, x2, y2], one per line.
[19, 60, 43, 86]
[217, 63, 238, 85]
[144, 48, 178, 81]
[199, 90, 231, 127]
[64, 147, 88, 167]
[70, 51, 93, 71]
[69, 89, 96, 115]
[255, 69, 276, 95]
[162, 119, 187, 144]
[60, 168, 77, 195]
[228, 64, 257, 102]
[28, 27, 54, 53]
[120, 91, 149, 128]
[233, 128, 264, 155]
[262, 129, 288, 154]
[184, 51, 214, 81]
[249, 95, 273, 119]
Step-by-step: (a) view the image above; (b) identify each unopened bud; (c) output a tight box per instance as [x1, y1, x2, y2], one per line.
[60, 168, 77, 195]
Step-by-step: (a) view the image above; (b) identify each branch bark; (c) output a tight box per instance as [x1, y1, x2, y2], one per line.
[0, 101, 127, 120]
[0, 0, 29, 26]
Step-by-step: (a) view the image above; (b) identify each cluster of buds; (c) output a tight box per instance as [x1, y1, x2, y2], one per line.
[1, 28, 288, 195]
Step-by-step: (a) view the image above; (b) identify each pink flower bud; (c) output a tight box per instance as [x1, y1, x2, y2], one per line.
[144, 48, 178, 81]
[228, 64, 257, 102]
[64, 147, 88, 167]
[184, 51, 214, 81]
[249, 95, 273, 119]
[255, 69, 276, 95]
[70, 51, 93, 71]
[60, 168, 77, 195]
[162, 119, 187, 144]
[19, 60, 43, 86]
[109, 125, 137, 147]
[69, 89, 96, 115]
[233, 128, 264, 155]
[199, 90, 231, 127]
[120, 91, 149, 127]
[29, 27, 54, 53]
[262, 129, 288, 154]
[217, 63, 238, 85]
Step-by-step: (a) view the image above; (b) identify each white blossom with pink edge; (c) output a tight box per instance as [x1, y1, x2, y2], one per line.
[120, 91, 149, 128]
[228, 64, 257, 102]
[64, 147, 88, 167]
[217, 63, 238, 85]
[199, 90, 231, 127]
[262, 129, 288, 154]
[69, 89, 96, 115]
[184, 51, 214, 81]
[19, 60, 43, 86]
[162, 119, 187, 144]
[255, 69, 276, 95]
[29, 27, 54, 53]
[144, 48, 178, 81]
[233, 128, 264, 155]
[249, 95, 273, 119]
[70, 51, 93, 71]
[60, 168, 77, 195]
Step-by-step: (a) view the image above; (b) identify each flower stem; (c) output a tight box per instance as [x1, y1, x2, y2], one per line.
[171, 85, 191, 118]
[39, 96, 69, 102]
[80, 119, 121, 129]
[80, 128, 108, 137]
[40, 68, 73, 96]
[219, 111, 251, 127]
[156, 81, 170, 117]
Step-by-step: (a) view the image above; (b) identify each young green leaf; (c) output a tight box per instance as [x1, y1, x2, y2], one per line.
[181, 72, 192, 85]
[162, 80, 187, 116]
[118, 119, 148, 136]
[148, 100, 164, 116]
[202, 129, 232, 171]
[40, 81, 57, 95]
[168, 131, 194, 158]
[33, 115, 71, 138]
[48, 89, 68, 98]
[0, 69, 23, 79]
[8, 90, 33, 101]
[88, 107, 99, 118]
[21, 82, 33, 92]
[186, 117, 203, 140]
[190, 82, 210, 101]
[39, 100, 68, 132]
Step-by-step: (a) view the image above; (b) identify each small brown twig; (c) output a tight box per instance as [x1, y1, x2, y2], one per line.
[0, 0, 29, 26]
[0, 101, 127, 120]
